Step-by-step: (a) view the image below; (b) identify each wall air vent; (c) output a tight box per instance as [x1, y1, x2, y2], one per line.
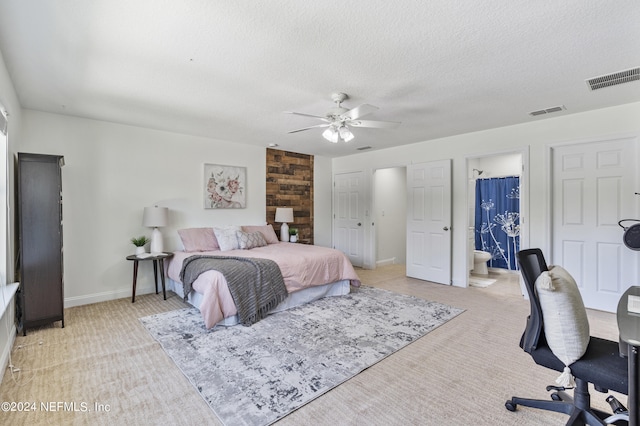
[586, 67, 640, 91]
[529, 105, 566, 117]
[356, 146, 372, 151]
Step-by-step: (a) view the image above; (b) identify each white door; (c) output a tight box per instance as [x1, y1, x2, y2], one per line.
[406, 160, 452, 284]
[552, 137, 638, 312]
[334, 171, 365, 267]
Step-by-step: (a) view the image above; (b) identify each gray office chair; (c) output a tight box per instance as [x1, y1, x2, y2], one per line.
[505, 248, 629, 425]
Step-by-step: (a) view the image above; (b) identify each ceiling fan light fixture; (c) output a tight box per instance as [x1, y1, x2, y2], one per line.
[287, 92, 400, 143]
[338, 125, 354, 142]
[322, 127, 339, 143]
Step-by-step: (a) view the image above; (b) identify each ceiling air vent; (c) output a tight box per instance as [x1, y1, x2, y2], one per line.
[356, 146, 372, 151]
[529, 105, 566, 117]
[586, 67, 640, 91]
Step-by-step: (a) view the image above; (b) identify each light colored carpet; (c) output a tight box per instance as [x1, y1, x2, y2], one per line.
[0, 265, 624, 425]
[140, 286, 463, 425]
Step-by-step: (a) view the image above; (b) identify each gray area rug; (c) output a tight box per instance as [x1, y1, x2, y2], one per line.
[140, 286, 464, 426]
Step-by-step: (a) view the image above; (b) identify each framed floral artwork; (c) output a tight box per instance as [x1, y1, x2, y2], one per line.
[204, 164, 246, 209]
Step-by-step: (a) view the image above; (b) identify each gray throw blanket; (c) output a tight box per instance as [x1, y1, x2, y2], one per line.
[179, 255, 288, 326]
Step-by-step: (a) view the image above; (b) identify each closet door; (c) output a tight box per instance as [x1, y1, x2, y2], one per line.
[551, 138, 637, 312]
[406, 159, 452, 284]
[18, 153, 64, 334]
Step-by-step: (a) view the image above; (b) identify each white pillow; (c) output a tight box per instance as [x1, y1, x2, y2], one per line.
[213, 225, 241, 251]
[535, 265, 590, 386]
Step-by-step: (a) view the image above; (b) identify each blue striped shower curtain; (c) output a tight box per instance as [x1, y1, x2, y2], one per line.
[474, 176, 520, 270]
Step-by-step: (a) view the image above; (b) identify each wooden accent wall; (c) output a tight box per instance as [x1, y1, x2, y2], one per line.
[266, 148, 314, 244]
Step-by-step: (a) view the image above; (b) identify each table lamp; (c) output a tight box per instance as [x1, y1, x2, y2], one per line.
[143, 205, 168, 253]
[275, 207, 294, 242]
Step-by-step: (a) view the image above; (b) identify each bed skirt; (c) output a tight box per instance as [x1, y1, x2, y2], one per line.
[167, 278, 351, 327]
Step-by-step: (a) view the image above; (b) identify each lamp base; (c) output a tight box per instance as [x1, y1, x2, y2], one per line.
[150, 227, 164, 254]
[280, 222, 289, 242]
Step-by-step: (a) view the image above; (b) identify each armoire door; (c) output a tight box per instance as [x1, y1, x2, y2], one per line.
[18, 153, 64, 333]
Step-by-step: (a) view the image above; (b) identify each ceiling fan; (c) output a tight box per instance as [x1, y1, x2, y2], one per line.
[285, 92, 401, 143]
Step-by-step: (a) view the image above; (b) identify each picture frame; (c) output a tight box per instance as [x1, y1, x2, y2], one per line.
[204, 164, 246, 209]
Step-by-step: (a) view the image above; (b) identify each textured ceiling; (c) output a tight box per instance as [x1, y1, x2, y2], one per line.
[0, 1, 639, 157]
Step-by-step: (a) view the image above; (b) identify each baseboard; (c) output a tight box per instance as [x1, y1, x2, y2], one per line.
[63, 283, 160, 308]
[487, 267, 519, 275]
[376, 258, 396, 267]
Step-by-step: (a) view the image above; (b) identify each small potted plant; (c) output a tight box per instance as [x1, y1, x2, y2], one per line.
[131, 236, 150, 255]
[289, 228, 299, 243]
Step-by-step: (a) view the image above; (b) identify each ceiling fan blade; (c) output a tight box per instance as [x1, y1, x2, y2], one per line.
[349, 119, 401, 129]
[287, 123, 331, 134]
[284, 111, 330, 121]
[340, 103, 379, 120]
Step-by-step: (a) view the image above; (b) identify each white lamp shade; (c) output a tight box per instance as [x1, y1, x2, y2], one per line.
[275, 207, 294, 223]
[142, 206, 168, 227]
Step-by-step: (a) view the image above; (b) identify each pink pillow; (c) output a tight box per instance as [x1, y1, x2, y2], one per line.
[177, 228, 219, 252]
[241, 225, 280, 244]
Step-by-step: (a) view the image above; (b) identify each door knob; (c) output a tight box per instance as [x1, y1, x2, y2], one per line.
[443, 226, 449, 231]
[357, 223, 362, 226]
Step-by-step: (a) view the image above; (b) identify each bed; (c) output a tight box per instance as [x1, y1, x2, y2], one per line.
[166, 224, 361, 329]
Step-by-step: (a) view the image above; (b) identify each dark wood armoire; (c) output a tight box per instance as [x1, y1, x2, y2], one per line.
[17, 153, 64, 335]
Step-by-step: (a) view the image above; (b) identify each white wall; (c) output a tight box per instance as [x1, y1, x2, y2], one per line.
[374, 167, 406, 264]
[18, 110, 333, 306]
[470, 153, 522, 179]
[333, 102, 640, 287]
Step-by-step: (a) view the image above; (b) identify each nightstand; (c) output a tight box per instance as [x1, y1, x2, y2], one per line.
[126, 253, 174, 303]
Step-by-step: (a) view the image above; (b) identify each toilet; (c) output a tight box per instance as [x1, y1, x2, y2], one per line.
[472, 250, 492, 275]
[469, 227, 491, 275]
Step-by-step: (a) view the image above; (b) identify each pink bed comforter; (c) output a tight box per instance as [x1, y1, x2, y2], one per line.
[167, 242, 361, 328]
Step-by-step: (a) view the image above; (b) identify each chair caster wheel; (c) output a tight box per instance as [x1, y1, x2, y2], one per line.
[551, 392, 562, 401]
[505, 400, 517, 412]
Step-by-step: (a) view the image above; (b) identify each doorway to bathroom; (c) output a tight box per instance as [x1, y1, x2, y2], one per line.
[467, 150, 527, 291]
